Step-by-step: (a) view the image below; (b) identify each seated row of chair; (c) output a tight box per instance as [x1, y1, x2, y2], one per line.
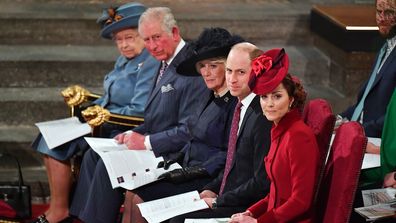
[66, 93, 366, 222]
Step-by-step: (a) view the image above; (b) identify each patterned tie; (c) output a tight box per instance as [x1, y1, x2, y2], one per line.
[156, 61, 168, 85]
[351, 44, 387, 121]
[219, 101, 243, 195]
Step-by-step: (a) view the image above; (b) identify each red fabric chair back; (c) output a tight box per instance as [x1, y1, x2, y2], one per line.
[315, 122, 367, 223]
[302, 99, 335, 169]
[302, 99, 335, 209]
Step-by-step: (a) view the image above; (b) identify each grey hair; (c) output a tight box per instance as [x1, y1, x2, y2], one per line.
[139, 7, 178, 34]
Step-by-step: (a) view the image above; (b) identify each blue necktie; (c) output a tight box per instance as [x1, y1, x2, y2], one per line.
[351, 44, 387, 121]
[156, 61, 168, 85]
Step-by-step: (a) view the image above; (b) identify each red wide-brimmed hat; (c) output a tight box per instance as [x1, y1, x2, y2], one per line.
[249, 48, 289, 95]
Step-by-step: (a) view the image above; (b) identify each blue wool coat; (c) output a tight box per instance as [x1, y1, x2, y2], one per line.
[32, 48, 158, 160]
[94, 48, 157, 117]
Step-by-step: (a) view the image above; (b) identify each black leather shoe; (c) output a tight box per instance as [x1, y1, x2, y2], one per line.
[30, 214, 74, 223]
[30, 214, 49, 223]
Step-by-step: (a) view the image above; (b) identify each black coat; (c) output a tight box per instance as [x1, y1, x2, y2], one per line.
[204, 95, 272, 207]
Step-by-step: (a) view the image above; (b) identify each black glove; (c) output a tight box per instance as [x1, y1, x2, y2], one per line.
[74, 106, 86, 123]
[158, 166, 209, 184]
[74, 102, 95, 123]
[157, 152, 184, 170]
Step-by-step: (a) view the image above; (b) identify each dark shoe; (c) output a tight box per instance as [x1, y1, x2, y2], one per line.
[30, 214, 73, 223]
[30, 214, 49, 223]
[58, 216, 74, 223]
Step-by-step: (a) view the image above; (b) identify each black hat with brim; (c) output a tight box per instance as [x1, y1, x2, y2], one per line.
[177, 27, 244, 76]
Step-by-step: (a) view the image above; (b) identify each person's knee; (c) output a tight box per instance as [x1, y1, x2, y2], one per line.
[77, 149, 101, 180]
[82, 149, 100, 166]
[96, 159, 107, 172]
[169, 216, 184, 223]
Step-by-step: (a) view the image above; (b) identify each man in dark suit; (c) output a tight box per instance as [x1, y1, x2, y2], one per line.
[169, 42, 272, 222]
[69, 7, 207, 223]
[122, 27, 242, 223]
[340, 0, 396, 147]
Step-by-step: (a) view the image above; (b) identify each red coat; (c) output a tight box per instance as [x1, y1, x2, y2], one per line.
[248, 109, 320, 223]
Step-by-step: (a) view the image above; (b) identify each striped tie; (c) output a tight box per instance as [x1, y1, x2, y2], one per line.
[156, 61, 168, 85]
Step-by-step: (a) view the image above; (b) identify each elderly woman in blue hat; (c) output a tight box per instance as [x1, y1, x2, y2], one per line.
[31, 3, 158, 223]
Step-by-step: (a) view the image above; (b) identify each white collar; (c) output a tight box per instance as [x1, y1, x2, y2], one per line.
[240, 92, 256, 108]
[166, 39, 186, 65]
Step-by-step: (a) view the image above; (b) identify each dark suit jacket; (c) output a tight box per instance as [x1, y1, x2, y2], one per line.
[204, 95, 272, 207]
[134, 90, 237, 202]
[183, 90, 237, 175]
[133, 44, 207, 158]
[341, 45, 396, 137]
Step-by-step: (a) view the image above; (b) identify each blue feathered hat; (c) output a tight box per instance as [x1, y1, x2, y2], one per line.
[97, 2, 146, 39]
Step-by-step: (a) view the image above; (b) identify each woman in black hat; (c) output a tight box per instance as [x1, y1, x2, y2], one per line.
[121, 27, 243, 223]
[31, 3, 159, 223]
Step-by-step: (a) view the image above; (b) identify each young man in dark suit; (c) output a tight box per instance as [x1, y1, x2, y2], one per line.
[170, 42, 272, 222]
[69, 7, 207, 223]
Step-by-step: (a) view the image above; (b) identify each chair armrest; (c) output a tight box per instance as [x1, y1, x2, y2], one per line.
[82, 105, 144, 128]
[105, 113, 144, 127]
[61, 85, 101, 116]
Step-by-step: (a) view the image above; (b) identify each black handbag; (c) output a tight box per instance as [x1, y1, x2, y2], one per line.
[0, 153, 32, 219]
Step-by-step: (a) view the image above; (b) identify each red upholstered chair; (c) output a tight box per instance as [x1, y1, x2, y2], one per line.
[302, 98, 336, 170]
[315, 121, 367, 223]
[302, 98, 335, 206]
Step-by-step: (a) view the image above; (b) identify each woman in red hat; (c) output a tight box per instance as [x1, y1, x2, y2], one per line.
[229, 49, 320, 223]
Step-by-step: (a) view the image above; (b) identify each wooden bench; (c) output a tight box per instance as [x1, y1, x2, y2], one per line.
[309, 4, 385, 100]
[311, 4, 382, 52]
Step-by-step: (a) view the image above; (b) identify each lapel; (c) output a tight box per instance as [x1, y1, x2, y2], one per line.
[102, 76, 115, 106]
[146, 63, 161, 107]
[147, 62, 174, 105]
[102, 56, 128, 105]
[228, 96, 260, 171]
[197, 90, 214, 118]
[238, 96, 259, 140]
[372, 45, 396, 89]
[145, 45, 190, 109]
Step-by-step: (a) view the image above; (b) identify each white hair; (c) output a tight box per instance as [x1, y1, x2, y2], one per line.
[138, 7, 177, 34]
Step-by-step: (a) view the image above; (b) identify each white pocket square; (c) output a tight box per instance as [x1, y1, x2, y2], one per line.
[161, 84, 175, 93]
